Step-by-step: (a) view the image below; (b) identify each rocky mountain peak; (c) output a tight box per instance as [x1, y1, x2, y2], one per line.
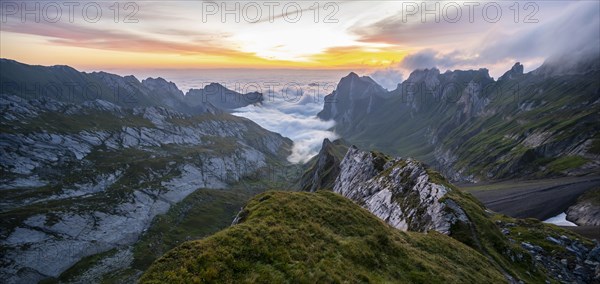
[142, 77, 183, 97]
[406, 67, 441, 82]
[203, 82, 228, 91]
[499, 62, 524, 81]
[123, 75, 140, 83]
[338, 72, 385, 94]
[92, 71, 142, 88]
[511, 62, 524, 73]
[317, 72, 386, 121]
[49, 64, 78, 73]
[322, 137, 332, 145]
[184, 82, 263, 111]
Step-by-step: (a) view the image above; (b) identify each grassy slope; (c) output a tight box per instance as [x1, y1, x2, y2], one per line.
[140, 191, 506, 283]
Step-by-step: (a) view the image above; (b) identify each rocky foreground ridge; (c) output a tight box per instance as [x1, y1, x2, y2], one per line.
[297, 142, 600, 283]
[138, 142, 600, 283]
[141, 191, 510, 283]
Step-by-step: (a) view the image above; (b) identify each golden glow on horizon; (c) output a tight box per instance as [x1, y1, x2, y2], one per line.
[0, 0, 592, 78]
[0, 1, 412, 70]
[0, 31, 407, 70]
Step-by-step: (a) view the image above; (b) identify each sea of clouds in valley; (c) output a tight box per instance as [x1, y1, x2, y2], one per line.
[135, 69, 349, 163]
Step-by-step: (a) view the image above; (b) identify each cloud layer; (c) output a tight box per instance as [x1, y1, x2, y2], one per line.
[153, 69, 344, 164]
[368, 68, 404, 90]
[234, 95, 338, 164]
[354, 1, 600, 78]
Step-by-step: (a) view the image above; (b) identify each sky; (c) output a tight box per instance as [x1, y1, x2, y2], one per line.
[2, 1, 599, 163]
[1, 0, 599, 81]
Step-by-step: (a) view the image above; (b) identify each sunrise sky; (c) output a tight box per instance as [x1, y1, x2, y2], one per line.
[1, 1, 599, 78]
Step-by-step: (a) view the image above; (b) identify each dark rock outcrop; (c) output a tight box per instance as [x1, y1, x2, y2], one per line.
[299, 139, 348, 192]
[498, 62, 524, 81]
[185, 83, 263, 111]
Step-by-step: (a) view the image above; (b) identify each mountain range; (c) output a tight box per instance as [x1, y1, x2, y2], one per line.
[318, 58, 600, 181]
[0, 59, 263, 114]
[0, 59, 288, 283]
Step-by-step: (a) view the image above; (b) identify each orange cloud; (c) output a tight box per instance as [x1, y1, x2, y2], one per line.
[1, 16, 408, 70]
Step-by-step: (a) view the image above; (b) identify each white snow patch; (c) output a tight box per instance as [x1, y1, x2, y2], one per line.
[544, 212, 578, 226]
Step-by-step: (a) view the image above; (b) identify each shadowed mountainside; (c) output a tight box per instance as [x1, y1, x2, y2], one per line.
[318, 57, 600, 182]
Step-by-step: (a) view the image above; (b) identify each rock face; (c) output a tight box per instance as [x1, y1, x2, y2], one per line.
[566, 189, 600, 226]
[0, 94, 292, 283]
[318, 56, 600, 181]
[332, 146, 467, 234]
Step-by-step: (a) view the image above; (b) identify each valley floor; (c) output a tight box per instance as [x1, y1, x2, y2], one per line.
[462, 175, 600, 240]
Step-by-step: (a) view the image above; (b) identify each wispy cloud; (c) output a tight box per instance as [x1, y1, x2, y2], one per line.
[1, 0, 598, 73]
[234, 98, 338, 164]
[1, 20, 246, 56]
[356, 1, 600, 77]
[368, 68, 403, 90]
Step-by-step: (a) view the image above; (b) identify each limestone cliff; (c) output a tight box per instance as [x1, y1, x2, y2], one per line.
[0, 94, 292, 283]
[333, 146, 468, 234]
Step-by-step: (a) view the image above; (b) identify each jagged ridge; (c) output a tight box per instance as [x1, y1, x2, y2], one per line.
[318, 57, 600, 181]
[0, 59, 262, 114]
